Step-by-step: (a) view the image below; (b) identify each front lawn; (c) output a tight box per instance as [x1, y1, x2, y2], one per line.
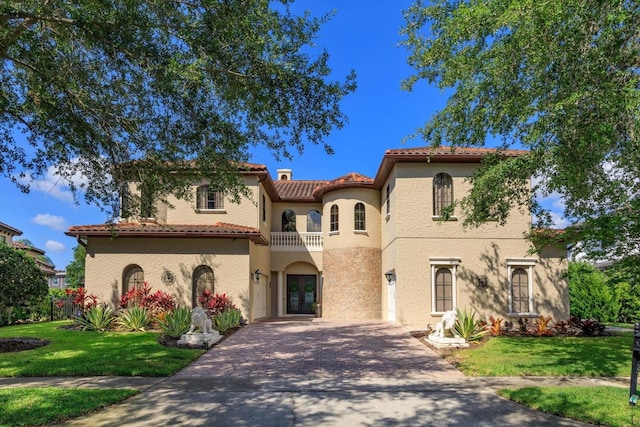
[451, 332, 633, 377]
[499, 386, 634, 427]
[0, 321, 205, 377]
[0, 387, 138, 426]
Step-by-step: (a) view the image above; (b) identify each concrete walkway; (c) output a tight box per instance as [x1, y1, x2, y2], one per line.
[0, 320, 629, 426]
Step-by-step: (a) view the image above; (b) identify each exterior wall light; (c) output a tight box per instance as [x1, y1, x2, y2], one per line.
[385, 270, 395, 284]
[253, 269, 261, 284]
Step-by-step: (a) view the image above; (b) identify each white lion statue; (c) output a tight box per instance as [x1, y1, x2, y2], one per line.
[433, 310, 457, 338]
[187, 307, 213, 334]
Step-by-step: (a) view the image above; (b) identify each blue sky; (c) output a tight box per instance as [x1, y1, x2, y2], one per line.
[0, 1, 566, 271]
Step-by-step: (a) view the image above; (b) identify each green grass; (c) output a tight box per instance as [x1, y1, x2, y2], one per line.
[0, 387, 138, 426]
[499, 386, 636, 427]
[452, 333, 633, 377]
[0, 321, 205, 377]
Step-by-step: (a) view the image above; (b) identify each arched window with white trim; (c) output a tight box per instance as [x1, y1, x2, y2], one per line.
[430, 257, 460, 314]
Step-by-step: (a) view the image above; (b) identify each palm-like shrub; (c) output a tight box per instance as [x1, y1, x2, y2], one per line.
[117, 306, 151, 332]
[455, 307, 489, 342]
[74, 304, 115, 331]
[157, 307, 192, 338]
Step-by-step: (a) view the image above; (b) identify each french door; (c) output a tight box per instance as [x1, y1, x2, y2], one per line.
[286, 275, 316, 314]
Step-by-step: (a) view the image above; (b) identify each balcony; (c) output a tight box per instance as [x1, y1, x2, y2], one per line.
[270, 232, 323, 252]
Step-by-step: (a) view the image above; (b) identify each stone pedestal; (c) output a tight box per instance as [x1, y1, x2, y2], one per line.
[177, 332, 222, 349]
[427, 334, 469, 349]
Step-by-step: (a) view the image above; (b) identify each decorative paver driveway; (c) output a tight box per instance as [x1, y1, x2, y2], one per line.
[174, 319, 462, 380]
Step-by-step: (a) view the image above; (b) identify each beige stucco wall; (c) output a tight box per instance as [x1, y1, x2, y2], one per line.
[321, 188, 381, 250]
[83, 237, 254, 318]
[390, 237, 568, 330]
[380, 162, 568, 330]
[271, 202, 323, 233]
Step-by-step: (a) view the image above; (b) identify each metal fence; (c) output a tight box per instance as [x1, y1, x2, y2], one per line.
[49, 296, 81, 320]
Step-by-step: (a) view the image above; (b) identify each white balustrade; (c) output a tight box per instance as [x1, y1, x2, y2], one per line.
[270, 232, 323, 251]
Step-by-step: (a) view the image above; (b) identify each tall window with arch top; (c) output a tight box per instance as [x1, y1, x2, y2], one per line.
[354, 203, 366, 230]
[330, 205, 339, 232]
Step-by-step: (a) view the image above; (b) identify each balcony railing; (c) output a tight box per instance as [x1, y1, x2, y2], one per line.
[270, 232, 323, 251]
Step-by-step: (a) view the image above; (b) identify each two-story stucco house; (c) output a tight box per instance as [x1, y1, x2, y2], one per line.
[66, 147, 569, 330]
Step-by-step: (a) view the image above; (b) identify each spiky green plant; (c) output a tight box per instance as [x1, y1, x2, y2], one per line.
[213, 308, 241, 333]
[455, 307, 489, 342]
[74, 304, 115, 332]
[117, 306, 151, 332]
[157, 307, 191, 338]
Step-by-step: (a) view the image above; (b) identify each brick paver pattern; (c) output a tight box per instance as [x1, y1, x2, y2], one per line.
[174, 320, 463, 380]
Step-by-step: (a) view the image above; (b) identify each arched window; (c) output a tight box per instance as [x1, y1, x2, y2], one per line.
[354, 203, 366, 231]
[434, 267, 453, 312]
[433, 173, 453, 216]
[306, 210, 321, 232]
[123, 265, 144, 294]
[330, 205, 339, 232]
[511, 268, 529, 313]
[282, 209, 296, 232]
[193, 265, 215, 308]
[197, 185, 224, 210]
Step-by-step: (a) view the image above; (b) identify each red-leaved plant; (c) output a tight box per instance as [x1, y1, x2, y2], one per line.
[119, 281, 176, 317]
[64, 287, 99, 312]
[198, 290, 236, 316]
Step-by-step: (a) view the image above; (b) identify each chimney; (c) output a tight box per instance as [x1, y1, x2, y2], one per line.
[277, 169, 292, 181]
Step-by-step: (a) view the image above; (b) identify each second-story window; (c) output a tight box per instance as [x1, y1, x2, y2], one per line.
[140, 186, 154, 218]
[307, 210, 321, 232]
[282, 209, 296, 232]
[197, 185, 224, 210]
[354, 203, 366, 231]
[262, 195, 266, 222]
[433, 173, 453, 216]
[330, 205, 339, 232]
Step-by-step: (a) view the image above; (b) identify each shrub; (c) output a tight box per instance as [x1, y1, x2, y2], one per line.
[502, 320, 514, 335]
[488, 316, 503, 336]
[0, 244, 48, 324]
[613, 281, 640, 324]
[117, 306, 151, 332]
[534, 315, 554, 336]
[553, 319, 571, 335]
[454, 308, 489, 342]
[213, 308, 242, 333]
[198, 291, 236, 317]
[158, 307, 192, 338]
[119, 282, 176, 318]
[570, 317, 606, 336]
[568, 262, 619, 322]
[517, 317, 530, 334]
[65, 287, 99, 312]
[75, 304, 115, 331]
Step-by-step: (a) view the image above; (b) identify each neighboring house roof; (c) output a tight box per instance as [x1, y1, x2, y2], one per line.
[12, 240, 46, 255]
[0, 221, 22, 236]
[66, 222, 269, 245]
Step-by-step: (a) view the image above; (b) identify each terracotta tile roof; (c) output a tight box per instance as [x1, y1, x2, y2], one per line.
[66, 222, 268, 245]
[273, 180, 328, 201]
[328, 172, 373, 185]
[11, 241, 45, 255]
[0, 221, 22, 236]
[385, 146, 527, 157]
[313, 172, 375, 198]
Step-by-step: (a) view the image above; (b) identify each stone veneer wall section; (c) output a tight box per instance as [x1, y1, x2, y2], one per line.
[322, 247, 381, 320]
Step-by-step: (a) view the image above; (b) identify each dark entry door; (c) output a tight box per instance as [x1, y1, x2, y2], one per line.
[287, 275, 316, 314]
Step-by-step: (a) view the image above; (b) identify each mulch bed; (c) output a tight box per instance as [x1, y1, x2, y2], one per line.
[0, 337, 50, 353]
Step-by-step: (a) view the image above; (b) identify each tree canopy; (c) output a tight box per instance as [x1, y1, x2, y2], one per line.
[1, 0, 355, 219]
[0, 243, 48, 311]
[401, 0, 640, 259]
[65, 244, 85, 287]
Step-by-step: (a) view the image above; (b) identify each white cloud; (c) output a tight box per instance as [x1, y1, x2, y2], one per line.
[45, 240, 66, 253]
[32, 213, 67, 231]
[17, 161, 89, 204]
